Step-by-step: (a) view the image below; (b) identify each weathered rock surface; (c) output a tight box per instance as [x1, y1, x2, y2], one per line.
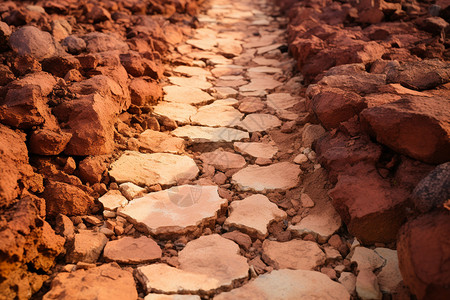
[98, 190, 128, 211]
[119, 185, 227, 236]
[109, 151, 199, 186]
[163, 86, 214, 105]
[214, 269, 350, 300]
[66, 231, 108, 263]
[9, 26, 58, 60]
[44, 263, 137, 300]
[153, 102, 197, 124]
[233, 142, 278, 159]
[172, 125, 249, 143]
[232, 162, 301, 191]
[397, 210, 450, 299]
[191, 104, 243, 127]
[224, 194, 286, 238]
[374, 248, 403, 293]
[239, 113, 282, 132]
[103, 236, 162, 264]
[262, 239, 326, 270]
[200, 149, 246, 171]
[138, 130, 185, 154]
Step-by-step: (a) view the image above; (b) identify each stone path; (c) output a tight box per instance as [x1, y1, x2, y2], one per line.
[44, 0, 403, 298]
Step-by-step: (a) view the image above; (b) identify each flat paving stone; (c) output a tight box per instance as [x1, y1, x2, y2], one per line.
[214, 269, 350, 300]
[145, 295, 200, 300]
[163, 86, 213, 105]
[224, 194, 287, 238]
[191, 105, 243, 127]
[137, 264, 221, 295]
[138, 130, 185, 154]
[179, 234, 249, 290]
[98, 190, 128, 211]
[233, 142, 278, 159]
[172, 125, 249, 143]
[186, 39, 217, 51]
[103, 236, 162, 264]
[168, 76, 212, 90]
[232, 162, 301, 191]
[214, 79, 248, 87]
[248, 66, 282, 74]
[256, 43, 284, 54]
[211, 65, 244, 77]
[239, 78, 282, 92]
[239, 113, 282, 132]
[238, 97, 265, 113]
[252, 57, 280, 66]
[173, 66, 212, 77]
[262, 239, 326, 270]
[153, 102, 197, 124]
[217, 39, 243, 57]
[200, 149, 246, 171]
[266, 93, 299, 111]
[289, 202, 342, 243]
[119, 185, 226, 236]
[213, 87, 238, 98]
[109, 151, 199, 187]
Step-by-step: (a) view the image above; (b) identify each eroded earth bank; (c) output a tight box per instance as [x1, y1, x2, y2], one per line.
[0, 0, 449, 299]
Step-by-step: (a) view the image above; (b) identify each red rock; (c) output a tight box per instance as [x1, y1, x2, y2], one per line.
[397, 210, 450, 300]
[103, 236, 162, 264]
[41, 56, 81, 78]
[42, 181, 94, 216]
[329, 164, 410, 244]
[62, 35, 86, 54]
[361, 96, 450, 164]
[83, 32, 129, 53]
[78, 156, 108, 185]
[0, 124, 34, 207]
[0, 65, 15, 85]
[9, 54, 42, 76]
[53, 93, 118, 155]
[315, 132, 382, 183]
[29, 128, 72, 155]
[0, 196, 64, 299]
[222, 231, 252, 250]
[9, 26, 58, 61]
[309, 87, 366, 129]
[86, 5, 112, 23]
[386, 59, 450, 90]
[129, 78, 162, 106]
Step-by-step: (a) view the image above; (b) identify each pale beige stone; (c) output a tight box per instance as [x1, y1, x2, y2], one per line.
[217, 38, 242, 57]
[119, 185, 227, 236]
[302, 123, 326, 147]
[213, 87, 238, 98]
[248, 66, 282, 74]
[339, 272, 357, 295]
[44, 263, 137, 300]
[289, 202, 342, 243]
[256, 43, 284, 54]
[153, 102, 197, 124]
[138, 130, 185, 154]
[252, 57, 280, 66]
[232, 162, 301, 191]
[349, 247, 385, 271]
[163, 86, 213, 105]
[239, 113, 282, 132]
[374, 248, 402, 293]
[211, 65, 244, 77]
[66, 231, 108, 263]
[186, 39, 217, 51]
[200, 149, 246, 171]
[239, 78, 282, 92]
[119, 182, 147, 201]
[173, 66, 211, 77]
[224, 194, 286, 238]
[168, 76, 212, 90]
[103, 236, 162, 264]
[98, 190, 128, 210]
[214, 269, 350, 300]
[172, 125, 249, 143]
[356, 269, 382, 300]
[178, 234, 249, 289]
[145, 295, 201, 300]
[233, 142, 278, 159]
[109, 151, 199, 187]
[137, 264, 221, 294]
[266, 93, 298, 111]
[294, 153, 308, 164]
[262, 239, 326, 270]
[191, 105, 243, 127]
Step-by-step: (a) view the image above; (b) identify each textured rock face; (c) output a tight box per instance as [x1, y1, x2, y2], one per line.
[200, 149, 246, 171]
[397, 210, 450, 300]
[329, 166, 410, 244]
[66, 231, 108, 263]
[172, 125, 249, 143]
[44, 263, 137, 300]
[119, 185, 227, 236]
[361, 96, 450, 164]
[138, 130, 185, 154]
[109, 151, 199, 187]
[163, 85, 213, 105]
[214, 269, 350, 300]
[0, 196, 65, 299]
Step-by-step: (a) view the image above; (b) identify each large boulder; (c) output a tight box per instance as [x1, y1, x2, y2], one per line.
[361, 96, 450, 164]
[9, 26, 58, 60]
[397, 210, 450, 299]
[53, 94, 118, 155]
[329, 164, 410, 244]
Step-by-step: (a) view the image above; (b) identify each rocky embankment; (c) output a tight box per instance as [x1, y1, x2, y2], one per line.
[0, 0, 449, 299]
[276, 0, 450, 298]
